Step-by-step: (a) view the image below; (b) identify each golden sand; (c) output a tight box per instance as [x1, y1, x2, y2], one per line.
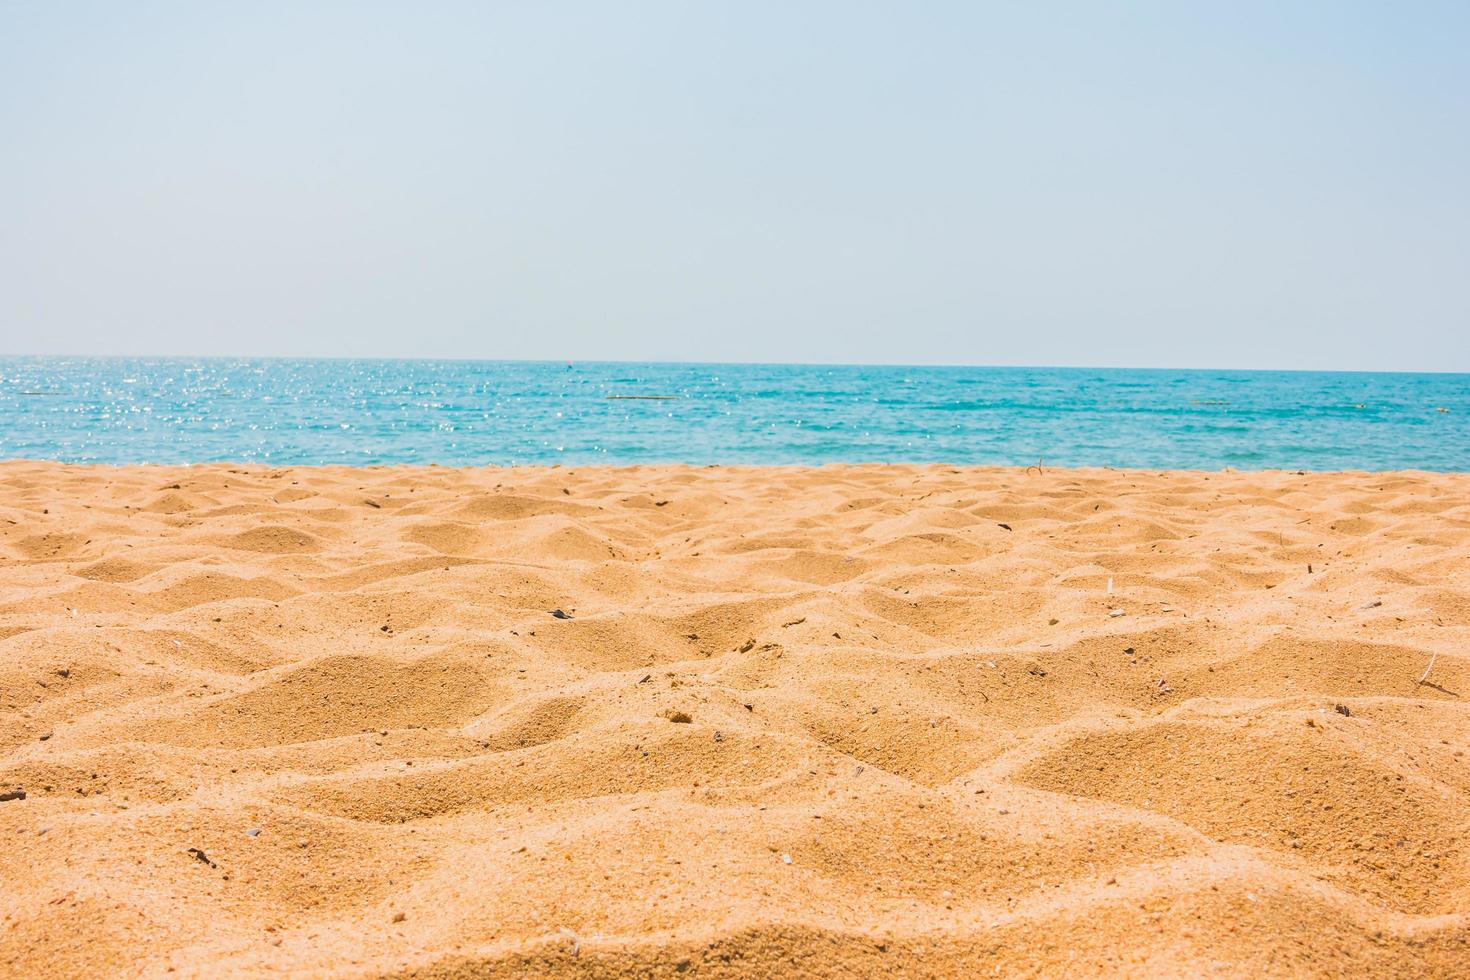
[1, 462, 1467, 977]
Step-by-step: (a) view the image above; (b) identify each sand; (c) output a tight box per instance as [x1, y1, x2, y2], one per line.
[0, 461, 1466, 977]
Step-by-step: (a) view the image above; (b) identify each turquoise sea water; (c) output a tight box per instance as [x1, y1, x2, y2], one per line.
[0, 358, 1465, 471]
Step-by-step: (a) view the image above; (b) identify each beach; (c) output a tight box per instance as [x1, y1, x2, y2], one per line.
[1, 460, 1466, 976]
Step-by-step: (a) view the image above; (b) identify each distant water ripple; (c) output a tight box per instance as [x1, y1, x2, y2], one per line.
[0, 358, 1465, 470]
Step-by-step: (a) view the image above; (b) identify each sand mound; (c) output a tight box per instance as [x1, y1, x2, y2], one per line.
[224, 524, 323, 554]
[134, 653, 506, 748]
[0, 461, 1467, 976]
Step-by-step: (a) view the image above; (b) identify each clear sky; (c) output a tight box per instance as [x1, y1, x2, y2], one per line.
[2, 2, 1467, 370]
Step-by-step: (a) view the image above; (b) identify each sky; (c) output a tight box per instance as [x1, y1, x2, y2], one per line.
[1, 1, 1467, 371]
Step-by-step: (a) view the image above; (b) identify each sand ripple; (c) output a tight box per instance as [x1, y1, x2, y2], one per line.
[0, 462, 1467, 977]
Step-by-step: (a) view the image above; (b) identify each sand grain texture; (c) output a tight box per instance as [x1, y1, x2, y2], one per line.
[1, 462, 1467, 977]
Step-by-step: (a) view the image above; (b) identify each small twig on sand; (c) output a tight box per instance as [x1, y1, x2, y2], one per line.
[1417, 653, 1439, 687]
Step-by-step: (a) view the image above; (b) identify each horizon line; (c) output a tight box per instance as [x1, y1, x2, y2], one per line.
[2, 353, 1469, 378]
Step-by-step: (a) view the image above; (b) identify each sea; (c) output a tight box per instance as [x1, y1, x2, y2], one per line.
[0, 358, 1465, 471]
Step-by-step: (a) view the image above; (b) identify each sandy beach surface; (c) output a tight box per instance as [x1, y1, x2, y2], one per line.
[1, 462, 1466, 977]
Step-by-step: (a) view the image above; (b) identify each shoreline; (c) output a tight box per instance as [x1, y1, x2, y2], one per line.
[4, 458, 1468, 476]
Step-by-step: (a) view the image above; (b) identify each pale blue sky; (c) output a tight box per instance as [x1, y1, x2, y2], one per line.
[2, 1, 1467, 370]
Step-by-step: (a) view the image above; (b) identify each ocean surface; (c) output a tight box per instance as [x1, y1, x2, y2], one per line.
[0, 358, 1465, 471]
